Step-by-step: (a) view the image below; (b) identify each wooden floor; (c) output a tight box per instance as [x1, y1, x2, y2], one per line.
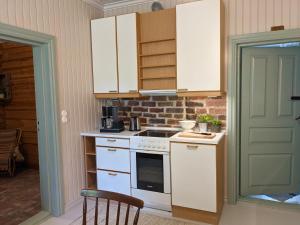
[0, 169, 41, 225]
[41, 198, 300, 225]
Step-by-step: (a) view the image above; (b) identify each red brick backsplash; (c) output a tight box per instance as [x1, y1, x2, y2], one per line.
[108, 96, 226, 128]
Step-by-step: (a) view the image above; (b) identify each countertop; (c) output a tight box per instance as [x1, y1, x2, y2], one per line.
[80, 129, 142, 138]
[169, 132, 225, 145]
[81, 127, 225, 145]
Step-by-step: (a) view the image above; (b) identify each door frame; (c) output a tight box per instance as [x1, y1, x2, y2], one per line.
[227, 28, 300, 204]
[0, 22, 63, 220]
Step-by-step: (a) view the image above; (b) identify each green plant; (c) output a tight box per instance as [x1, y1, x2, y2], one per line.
[197, 114, 214, 123]
[211, 119, 222, 126]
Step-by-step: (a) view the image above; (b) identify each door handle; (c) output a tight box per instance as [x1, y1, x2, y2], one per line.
[186, 145, 199, 150]
[296, 116, 300, 121]
[291, 96, 300, 100]
[108, 172, 117, 176]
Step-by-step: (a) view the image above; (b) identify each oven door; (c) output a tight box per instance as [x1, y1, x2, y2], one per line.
[130, 150, 170, 194]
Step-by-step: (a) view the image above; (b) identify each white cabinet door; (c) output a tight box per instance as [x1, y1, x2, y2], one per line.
[171, 143, 217, 212]
[97, 170, 131, 195]
[176, 0, 220, 92]
[117, 13, 138, 93]
[91, 17, 118, 93]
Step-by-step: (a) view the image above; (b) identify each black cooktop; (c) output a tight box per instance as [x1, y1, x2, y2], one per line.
[135, 130, 178, 138]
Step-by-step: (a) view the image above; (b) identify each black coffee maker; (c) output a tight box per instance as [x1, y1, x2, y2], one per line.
[100, 106, 124, 133]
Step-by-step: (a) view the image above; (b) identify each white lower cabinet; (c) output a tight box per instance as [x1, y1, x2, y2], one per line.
[96, 137, 131, 196]
[96, 147, 130, 173]
[171, 142, 217, 212]
[97, 170, 131, 195]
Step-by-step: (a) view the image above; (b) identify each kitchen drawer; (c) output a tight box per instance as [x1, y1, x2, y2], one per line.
[96, 147, 130, 173]
[96, 137, 129, 148]
[97, 170, 131, 195]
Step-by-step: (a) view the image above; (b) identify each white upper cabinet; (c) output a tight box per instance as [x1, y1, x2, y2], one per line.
[117, 13, 138, 93]
[176, 0, 221, 93]
[91, 17, 118, 93]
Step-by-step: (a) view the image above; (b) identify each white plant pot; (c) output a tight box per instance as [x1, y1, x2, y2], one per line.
[198, 123, 208, 132]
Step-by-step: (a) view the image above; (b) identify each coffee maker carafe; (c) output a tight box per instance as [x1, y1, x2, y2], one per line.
[100, 106, 124, 133]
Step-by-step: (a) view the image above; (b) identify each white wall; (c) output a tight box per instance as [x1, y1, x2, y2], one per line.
[0, 0, 103, 209]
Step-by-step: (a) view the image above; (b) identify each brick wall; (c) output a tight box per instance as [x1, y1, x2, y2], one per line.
[108, 95, 226, 128]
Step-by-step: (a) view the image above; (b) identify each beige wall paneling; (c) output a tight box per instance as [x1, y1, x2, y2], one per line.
[0, 0, 103, 209]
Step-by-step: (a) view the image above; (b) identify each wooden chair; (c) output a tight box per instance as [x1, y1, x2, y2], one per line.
[0, 143, 15, 176]
[0, 128, 22, 176]
[81, 189, 144, 225]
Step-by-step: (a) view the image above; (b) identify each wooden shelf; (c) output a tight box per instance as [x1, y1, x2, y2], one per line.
[141, 75, 176, 80]
[140, 52, 176, 57]
[139, 38, 175, 44]
[84, 137, 95, 155]
[141, 64, 176, 69]
[139, 8, 177, 91]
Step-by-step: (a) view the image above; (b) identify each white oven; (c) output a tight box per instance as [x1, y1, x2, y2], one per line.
[129, 130, 177, 211]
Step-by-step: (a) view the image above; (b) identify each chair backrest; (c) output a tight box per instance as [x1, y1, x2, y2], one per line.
[0, 143, 14, 160]
[0, 129, 18, 147]
[81, 189, 144, 225]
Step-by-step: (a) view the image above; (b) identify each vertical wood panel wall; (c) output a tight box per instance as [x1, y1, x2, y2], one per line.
[0, 45, 5, 129]
[0, 0, 103, 208]
[0, 42, 39, 169]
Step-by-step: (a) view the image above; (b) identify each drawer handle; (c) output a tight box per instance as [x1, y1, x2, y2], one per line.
[177, 88, 188, 92]
[107, 148, 117, 152]
[129, 90, 137, 93]
[109, 90, 118, 93]
[107, 139, 117, 142]
[186, 145, 199, 150]
[108, 172, 117, 176]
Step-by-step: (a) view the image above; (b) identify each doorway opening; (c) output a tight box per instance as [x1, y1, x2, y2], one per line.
[0, 40, 41, 224]
[240, 42, 300, 206]
[0, 22, 63, 223]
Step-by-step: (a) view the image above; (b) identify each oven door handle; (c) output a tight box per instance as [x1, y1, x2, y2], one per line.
[129, 149, 169, 155]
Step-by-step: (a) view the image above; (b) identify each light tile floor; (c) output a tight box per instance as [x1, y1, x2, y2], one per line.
[41, 200, 300, 225]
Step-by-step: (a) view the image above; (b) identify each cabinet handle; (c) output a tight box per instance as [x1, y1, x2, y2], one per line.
[109, 90, 118, 93]
[107, 148, 117, 152]
[177, 88, 188, 92]
[107, 139, 117, 142]
[108, 172, 117, 176]
[129, 90, 137, 93]
[186, 145, 199, 150]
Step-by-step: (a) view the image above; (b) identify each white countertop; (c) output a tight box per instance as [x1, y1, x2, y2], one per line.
[80, 129, 142, 138]
[81, 127, 225, 145]
[169, 132, 225, 145]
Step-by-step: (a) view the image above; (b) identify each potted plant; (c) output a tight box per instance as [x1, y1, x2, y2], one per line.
[211, 119, 222, 133]
[197, 114, 214, 132]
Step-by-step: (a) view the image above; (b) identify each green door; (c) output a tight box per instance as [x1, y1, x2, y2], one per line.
[241, 47, 300, 196]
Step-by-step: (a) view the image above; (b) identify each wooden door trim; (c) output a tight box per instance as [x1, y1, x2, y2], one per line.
[227, 28, 300, 204]
[0, 22, 63, 220]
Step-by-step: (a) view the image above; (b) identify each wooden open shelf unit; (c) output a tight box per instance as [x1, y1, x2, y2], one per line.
[138, 8, 177, 90]
[83, 136, 97, 189]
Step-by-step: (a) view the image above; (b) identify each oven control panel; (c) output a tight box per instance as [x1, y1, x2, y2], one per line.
[130, 137, 170, 152]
